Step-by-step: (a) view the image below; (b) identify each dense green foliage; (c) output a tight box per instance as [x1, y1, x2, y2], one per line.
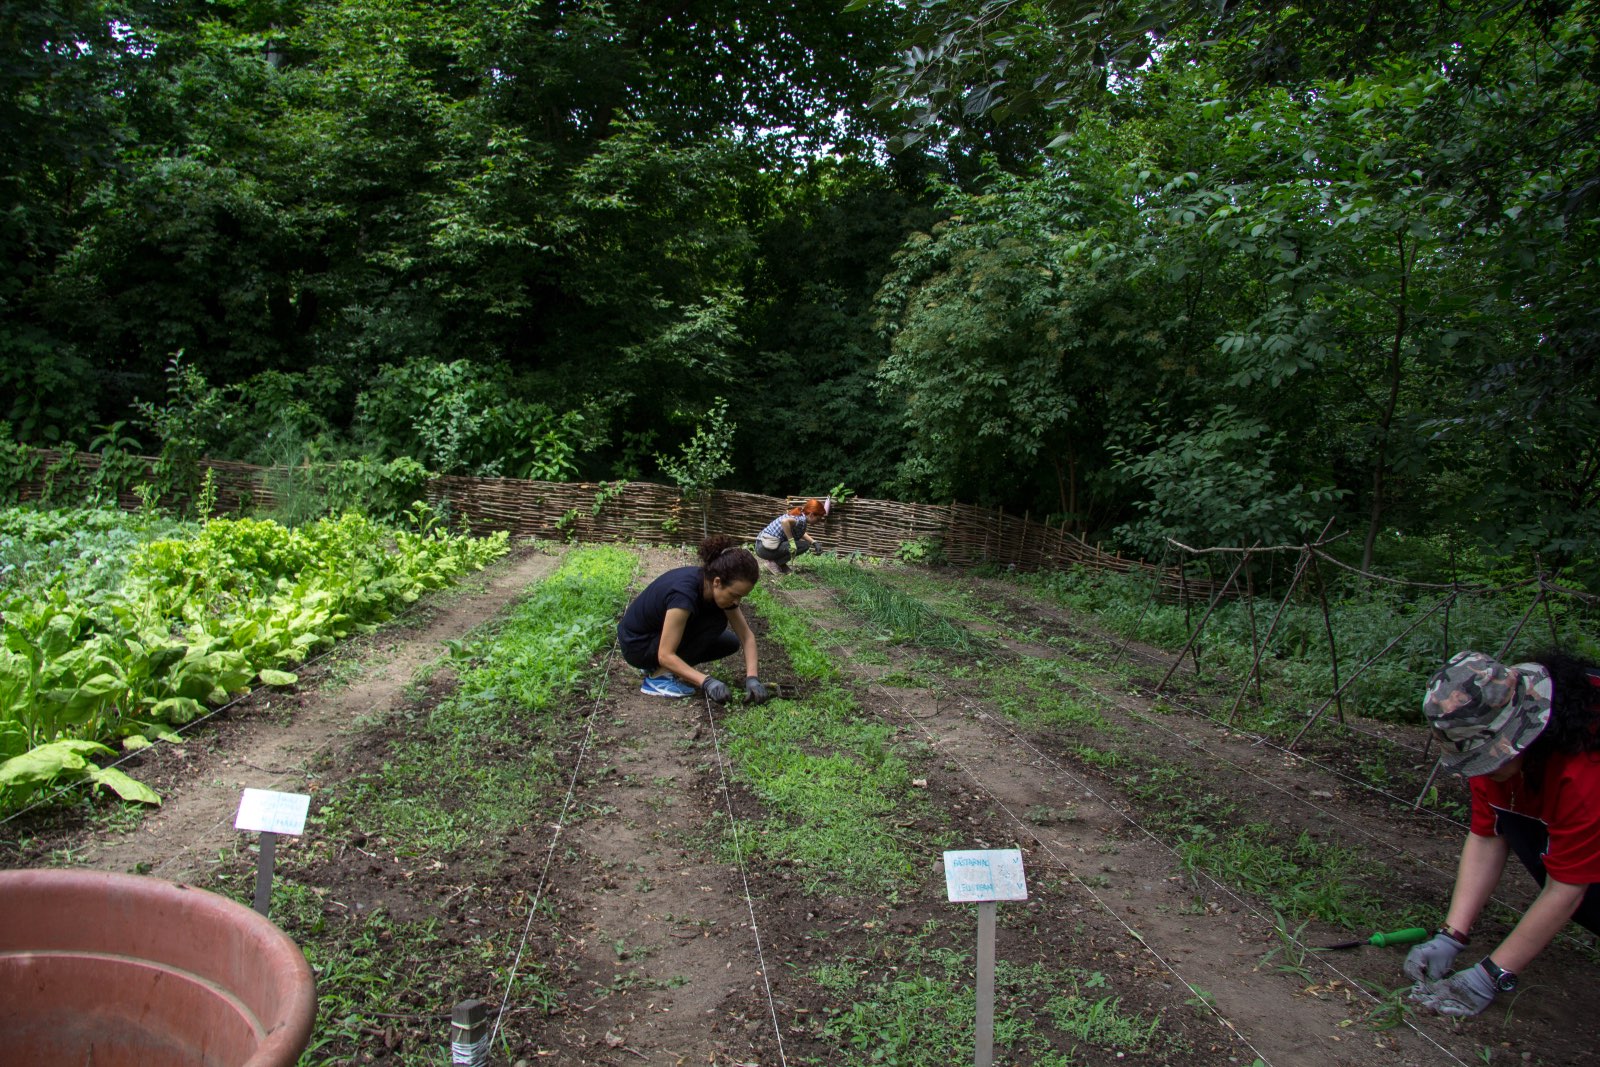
[0, 504, 507, 809]
[5, 0, 1597, 576]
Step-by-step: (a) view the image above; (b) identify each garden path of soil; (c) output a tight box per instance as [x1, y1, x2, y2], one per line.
[7, 547, 1599, 1066]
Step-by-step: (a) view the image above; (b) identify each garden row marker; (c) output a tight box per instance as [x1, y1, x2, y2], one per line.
[450, 999, 489, 1066]
[873, 689, 1273, 1065]
[234, 787, 310, 918]
[943, 849, 1027, 1067]
[784, 578, 1270, 1062]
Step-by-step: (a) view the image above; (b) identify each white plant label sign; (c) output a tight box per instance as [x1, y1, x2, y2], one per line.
[235, 788, 311, 836]
[943, 849, 1028, 903]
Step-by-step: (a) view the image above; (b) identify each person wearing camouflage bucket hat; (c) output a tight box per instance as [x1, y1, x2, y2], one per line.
[1406, 650, 1600, 1018]
[1422, 650, 1553, 779]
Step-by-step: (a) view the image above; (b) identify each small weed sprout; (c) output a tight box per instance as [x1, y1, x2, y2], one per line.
[1258, 911, 1314, 982]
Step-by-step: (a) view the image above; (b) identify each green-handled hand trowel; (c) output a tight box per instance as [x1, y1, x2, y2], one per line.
[1316, 927, 1430, 951]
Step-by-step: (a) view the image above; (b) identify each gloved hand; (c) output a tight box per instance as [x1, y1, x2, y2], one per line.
[1403, 931, 1466, 982]
[1409, 963, 1498, 1017]
[744, 676, 770, 703]
[701, 677, 731, 703]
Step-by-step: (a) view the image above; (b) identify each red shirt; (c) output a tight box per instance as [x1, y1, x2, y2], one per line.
[1471, 749, 1600, 884]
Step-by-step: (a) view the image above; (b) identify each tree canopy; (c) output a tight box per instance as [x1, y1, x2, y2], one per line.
[3, 0, 1596, 576]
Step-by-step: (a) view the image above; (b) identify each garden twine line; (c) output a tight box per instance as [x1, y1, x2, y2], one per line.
[870, 683, 1283, 1067]
[487, 640, 618, 1054]
[786, 577, 1281, 1062]
[700, 685, 790, 1067]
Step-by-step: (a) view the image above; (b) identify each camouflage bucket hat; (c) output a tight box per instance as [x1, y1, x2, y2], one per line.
[1422, 651, 1552, 778]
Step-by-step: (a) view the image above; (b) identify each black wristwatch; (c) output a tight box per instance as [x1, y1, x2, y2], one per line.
[1479, 956, 1518, 993]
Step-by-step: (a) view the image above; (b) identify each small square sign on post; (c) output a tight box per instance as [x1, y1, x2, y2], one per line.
[944, 849, 1028, 1067]
[235, 788, 311, 919]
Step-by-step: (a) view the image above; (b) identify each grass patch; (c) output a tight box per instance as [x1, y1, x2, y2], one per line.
[1008, 564, 1600, 726]
[746, 582, 841, 682]
[808, 555, 983, 651]
[812, 923, 1179, 1065]
[721, 685, 938, 896]
[981, 658, 1120, 733]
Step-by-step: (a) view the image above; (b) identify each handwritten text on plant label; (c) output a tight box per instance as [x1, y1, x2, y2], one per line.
[943, 849, 1027, 903]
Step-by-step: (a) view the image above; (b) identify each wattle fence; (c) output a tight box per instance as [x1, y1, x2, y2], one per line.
[10, 448, 1208, 596]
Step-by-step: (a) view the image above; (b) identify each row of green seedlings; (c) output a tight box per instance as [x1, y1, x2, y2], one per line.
[212, 545, 638, 1067]
[0, 503, 506, 811]
[885, 564, 1472, 819]
[1006, 563, 1600, 728]
[802, 562, 1433, 1002]
[742, 579, 1182, 1065]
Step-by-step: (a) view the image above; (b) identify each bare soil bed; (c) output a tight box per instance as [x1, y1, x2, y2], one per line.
[3, 548, 1596, 1067]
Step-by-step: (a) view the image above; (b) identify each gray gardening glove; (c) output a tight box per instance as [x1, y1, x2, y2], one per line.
[744, 676, 770, 704]
[1403, 932, 1465, 982]
[1410, 963, 1497, 1017]
[701, 677, 731, 703]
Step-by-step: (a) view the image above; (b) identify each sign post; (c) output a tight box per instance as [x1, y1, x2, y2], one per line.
[944, 849, 1028, 1067]
[235, 788, 311, 919]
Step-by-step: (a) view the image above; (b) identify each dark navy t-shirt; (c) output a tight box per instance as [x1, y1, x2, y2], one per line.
[618, 566, 724, 664]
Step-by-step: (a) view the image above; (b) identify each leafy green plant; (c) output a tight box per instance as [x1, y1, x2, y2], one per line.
[1258, 912, 1315, 981]
[194, 467, 218, 519]
[39, 443, 87, 506]
[554, 508, 581, 542]
[132, 351, 232, 509]
[86, 421, 148, 504]
[0, 507, 510, 811]
[0, 427, 43, 503]
[655, 397, 735, 537]
[591, 480, 626, 516]
[1044, 969, 1162, 1051]
[895, 536, 945, 566]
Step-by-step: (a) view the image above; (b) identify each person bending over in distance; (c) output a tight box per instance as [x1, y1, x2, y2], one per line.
[617, 535, 770, 704]
[753, 497, 826, 575]
[1406, 649, 1600, 1016]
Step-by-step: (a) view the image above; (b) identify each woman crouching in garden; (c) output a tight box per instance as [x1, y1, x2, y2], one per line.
[617, 535, 771, 704]
[1405, 649, 1600, 1016]
[753, 498, 826, 575]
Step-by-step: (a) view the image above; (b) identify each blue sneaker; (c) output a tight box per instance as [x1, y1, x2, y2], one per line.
[640, 673, 696, 698]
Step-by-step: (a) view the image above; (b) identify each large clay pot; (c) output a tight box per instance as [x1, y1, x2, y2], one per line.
[0, 868, 317, 1067]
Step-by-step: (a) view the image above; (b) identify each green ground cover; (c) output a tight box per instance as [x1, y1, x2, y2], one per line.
[236, 545, 635, 1064]
[813, 923, 1178, 1067]
[1008, 565, 1600, 726]
[0, 504, 508, 810]
[317, 544, 637, 855]
[752, 577, 1194, 1063]
[734, 582, 937, 897]
[816, 563, 1411, 935]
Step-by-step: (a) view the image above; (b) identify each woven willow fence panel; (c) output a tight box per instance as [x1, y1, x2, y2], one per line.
[13, 450, 1204, 596]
